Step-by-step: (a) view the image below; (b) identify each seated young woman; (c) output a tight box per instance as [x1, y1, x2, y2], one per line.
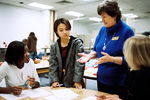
[0, 41, 40, 95]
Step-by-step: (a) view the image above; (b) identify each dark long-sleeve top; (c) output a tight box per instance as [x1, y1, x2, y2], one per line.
[125, 67, 150, 100]
[49, 36, 85, 87]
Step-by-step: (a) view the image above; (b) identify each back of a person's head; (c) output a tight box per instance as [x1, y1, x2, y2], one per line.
[97, 0, 121, 22]
[124, 35, 150, 70]
[22, 38, 27, 45]
[29, 32, 35, 37]
[5, 41, 25, 66]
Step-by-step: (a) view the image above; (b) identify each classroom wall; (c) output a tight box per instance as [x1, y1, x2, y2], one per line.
[74, 18, 150, 35]
[134, 18, 150, 34]
[72, 21, 91, 35]
[0, 3, 50, 51]
[0, 3, 150, 51]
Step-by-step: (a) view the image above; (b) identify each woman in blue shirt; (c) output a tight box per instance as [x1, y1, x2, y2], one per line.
[77, 0, 134, 99]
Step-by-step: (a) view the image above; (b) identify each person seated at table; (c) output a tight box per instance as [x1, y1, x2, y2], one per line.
[22, 38, 28, 45]
[49, 18, 85, 89]
[97, 35, 150, 100]
[0, 41, 40, 95]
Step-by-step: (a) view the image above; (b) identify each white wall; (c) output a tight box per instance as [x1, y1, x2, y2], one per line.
[73, 21, 90, 35]
[0, 3, 50, 51]
[73, 18, 150, 36]
[134, 18, 150, 34]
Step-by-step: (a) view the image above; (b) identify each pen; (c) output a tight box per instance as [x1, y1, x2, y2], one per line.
[56, 84, 63, 87]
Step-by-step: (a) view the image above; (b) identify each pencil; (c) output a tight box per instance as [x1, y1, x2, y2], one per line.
[22, 75, 30, 87]
[22, 79, 28, 87]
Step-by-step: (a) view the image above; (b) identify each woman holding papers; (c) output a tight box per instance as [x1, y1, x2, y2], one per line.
[49, 18, 85, 89]
[0, 41, 40, 95]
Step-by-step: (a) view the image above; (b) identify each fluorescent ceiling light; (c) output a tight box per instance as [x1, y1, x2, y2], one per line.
[129, 15, 138, 18]
[123, 13, 134, 17]
[89, 17, 102, 22]
[123, 13, 138, 18]
[65, 11, 84, 17]
[28, 2, 54, 9]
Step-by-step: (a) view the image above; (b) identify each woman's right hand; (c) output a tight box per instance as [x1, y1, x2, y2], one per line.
[77, 53, 90, 63]
[51, 82, 60, 88]
[12, 86, 22, 95]
[97, 95, 122, 100]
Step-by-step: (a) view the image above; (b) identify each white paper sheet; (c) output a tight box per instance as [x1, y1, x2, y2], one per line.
[23, 88, 52, 98]
[0, 93, 28, 100]
[81, 96, 97, 100]
[44, 95, 59, 100]
[51, 88, 79, 99]
[0, 88, 52, 100]
[44, 95, 77, 100]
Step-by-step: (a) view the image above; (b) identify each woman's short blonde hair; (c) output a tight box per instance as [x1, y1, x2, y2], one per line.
[123, 35, 150, 70]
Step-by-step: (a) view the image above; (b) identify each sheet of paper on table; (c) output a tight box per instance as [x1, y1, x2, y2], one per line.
[51, 88, 79, 100]
[81, 96, 97, 100]
[0, 88, 52, 100]
[44, 95, 77, 100]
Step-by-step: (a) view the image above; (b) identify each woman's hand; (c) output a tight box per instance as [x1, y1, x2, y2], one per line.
[97, 95, 121, 100]
[73, 82, 82, 89]
[77, 53, 90, 63]
[51, 82, 60, 88]
[105, 95, 121, 100]
[12, 86, 22, 95]
[27, 77, 35, 87]
[95, 52, 114, 65]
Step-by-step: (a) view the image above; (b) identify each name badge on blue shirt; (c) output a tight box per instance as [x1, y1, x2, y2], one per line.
[112, 36, 119, 40]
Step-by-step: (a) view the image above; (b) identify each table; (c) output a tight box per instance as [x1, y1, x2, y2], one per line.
[36, 66, 49, 74]
[35, 60, 49, 74]
[0, 87, 110, 100]
[83, 73, 97, 88]
[84, 71, 97, 89]
[35, 61, 97, 88]
[84, 65, 97, 88]
[41, 47, 50, 56]
[36, 66, 96, 88]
